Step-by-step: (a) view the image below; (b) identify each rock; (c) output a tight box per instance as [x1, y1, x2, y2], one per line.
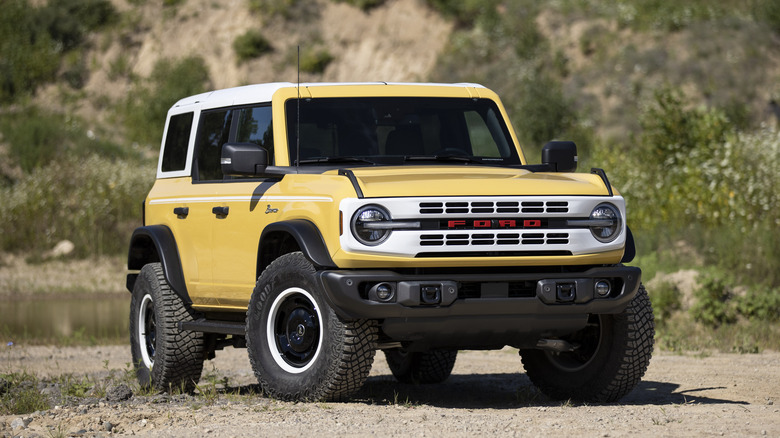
[103, 421, 114, 432]
[49, 240, 75, 258]
[106, 384, 133, 402]
[10, 417, 31, 430]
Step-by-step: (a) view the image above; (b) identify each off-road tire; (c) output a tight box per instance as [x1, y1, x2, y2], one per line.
[129, 263, 205, 392]
[385, 349, 458, 384]
[246, 252, 378, 401]
[520, 284, 654, 403]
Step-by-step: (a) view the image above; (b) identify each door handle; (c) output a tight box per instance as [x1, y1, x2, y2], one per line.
[173, 207, 189, 218]
[212, 206, 229, 217]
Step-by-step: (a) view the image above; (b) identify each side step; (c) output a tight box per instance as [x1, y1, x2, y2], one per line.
[179, 318, 245, 335]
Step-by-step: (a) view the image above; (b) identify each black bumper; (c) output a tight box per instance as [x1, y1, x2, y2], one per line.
[317, 265, 641, 348]
[317, 265, 641, 319]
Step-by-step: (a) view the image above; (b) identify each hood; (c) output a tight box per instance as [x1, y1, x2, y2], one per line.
[347, 166, 614, 198]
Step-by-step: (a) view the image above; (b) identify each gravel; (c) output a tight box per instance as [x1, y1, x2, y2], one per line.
[1, 345, 779, 437]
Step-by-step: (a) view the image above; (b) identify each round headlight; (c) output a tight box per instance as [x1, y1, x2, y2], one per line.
[351, 205, 391, 246]
[589, 203, 622, 243]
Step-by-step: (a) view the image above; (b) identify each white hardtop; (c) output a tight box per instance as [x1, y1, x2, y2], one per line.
[171, 82, 486, 112]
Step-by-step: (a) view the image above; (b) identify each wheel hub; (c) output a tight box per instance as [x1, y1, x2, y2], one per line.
[271, 290, 322, 369]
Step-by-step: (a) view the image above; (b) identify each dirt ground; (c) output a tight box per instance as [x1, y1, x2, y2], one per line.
[1, 344, 778, 437]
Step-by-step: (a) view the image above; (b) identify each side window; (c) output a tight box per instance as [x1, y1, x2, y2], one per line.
[195, 109, 232, 181]
[161, 112, 193, 172]
[235, 106, 274, 164]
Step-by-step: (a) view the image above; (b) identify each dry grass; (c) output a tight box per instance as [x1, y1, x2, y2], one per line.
[0, 253, 127, 298]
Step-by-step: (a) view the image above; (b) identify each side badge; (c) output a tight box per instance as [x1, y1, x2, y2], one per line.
[265, 204, 279, 214]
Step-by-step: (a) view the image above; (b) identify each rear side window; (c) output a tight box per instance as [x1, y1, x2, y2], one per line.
[161, 112, 193, 172]
[195, 109, 232, 181]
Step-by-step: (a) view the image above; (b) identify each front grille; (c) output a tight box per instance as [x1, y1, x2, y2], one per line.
[419, 232, 569, 247]
[419, 201, 569, 215]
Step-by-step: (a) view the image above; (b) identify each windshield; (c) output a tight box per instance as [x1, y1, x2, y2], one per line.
[285, 97, 521, 166]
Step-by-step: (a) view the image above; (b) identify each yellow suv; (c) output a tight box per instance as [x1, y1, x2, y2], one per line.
[127, 82, 653, 402]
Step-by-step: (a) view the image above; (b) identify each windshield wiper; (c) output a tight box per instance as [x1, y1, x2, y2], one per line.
[298, 156, 377, 165]
[403, 154, 483, 164]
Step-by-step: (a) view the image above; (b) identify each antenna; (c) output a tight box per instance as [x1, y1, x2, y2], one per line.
[296, 45, 301, 171]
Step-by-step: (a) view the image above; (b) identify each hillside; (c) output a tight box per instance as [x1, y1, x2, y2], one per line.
[1, 0, 780, 352]
[34, 0, 453, 138]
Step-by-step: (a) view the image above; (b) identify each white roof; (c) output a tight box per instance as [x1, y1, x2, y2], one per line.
[171, 82, 486, 111]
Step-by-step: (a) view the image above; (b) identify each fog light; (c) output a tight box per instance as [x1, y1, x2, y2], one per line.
[368, 282, 396, 302]
[595, 280, 611, 297]
[376, 283, 393, 301]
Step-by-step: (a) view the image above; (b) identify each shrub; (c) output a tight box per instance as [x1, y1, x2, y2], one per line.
[331, 0, 385, 11]
[0, 0, 59, 102]
[753, 0, 780, 33]
[0, 106, 131, 174]
[233, 29, 273, 63]
[123, 56, 211, 147]
[37, 0, 118, 51]
[738, 286, 780, 322]
[690, 270, 736, 327]
[649, 280, 682, 324]
[0, 155, 154, 257]
[424, 0, 499, 28]
[248, 0, 318, 21]
[505, 73, 578, 152]
[299, 47, 334, 74]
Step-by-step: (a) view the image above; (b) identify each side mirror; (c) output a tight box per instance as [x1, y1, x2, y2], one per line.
[541, 141, 578, 172]
[221, 143, 268, 176]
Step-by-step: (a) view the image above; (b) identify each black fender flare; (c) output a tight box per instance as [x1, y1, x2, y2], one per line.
[258, 219, 336, 276]
[127, 225, 190, 304]
[621, 226, 636, 264]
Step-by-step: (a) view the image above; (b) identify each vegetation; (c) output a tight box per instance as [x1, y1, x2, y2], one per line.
[299, 47, 335, 74]
[0, 0, 778, 351]
[332, 0, 385, 11]
[0, 0, 117, 102]
[233, 29, 273, 63]
[123, 56, 212, 147]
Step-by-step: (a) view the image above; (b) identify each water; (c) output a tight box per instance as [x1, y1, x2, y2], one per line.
[1, 296, 129, 344]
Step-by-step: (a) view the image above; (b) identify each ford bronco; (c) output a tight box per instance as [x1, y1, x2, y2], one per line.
[127, 82, 654, 402]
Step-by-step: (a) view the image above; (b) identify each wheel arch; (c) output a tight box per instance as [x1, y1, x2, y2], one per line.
[620, 226, 636, 263]
[127, 225, 191, 304]
[257, 219, 336, 278]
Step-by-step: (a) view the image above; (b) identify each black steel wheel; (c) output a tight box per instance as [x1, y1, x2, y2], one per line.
[246, 252, 378, 401]
[129, 263, 205, 392]
[520, 284, 654, 403]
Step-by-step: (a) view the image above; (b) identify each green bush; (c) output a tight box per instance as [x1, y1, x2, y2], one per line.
[0, 106, 131, 174]
[649, 280, 682, 324]
[0, 0, 117, 102]
[123, 56, 211, 147]
[753, 0, 780, 33]
[331, 0, 385, 11]
[248, 0, 317, 21]
[0, 0, 59, 102]
[0, 155, 155, 257]
[738, 286, 780, 322]
[424, 0, 499, 28]
[690, 270, 736, 327]
[299, 47, 334, 74]
[233, 29, 273, 63]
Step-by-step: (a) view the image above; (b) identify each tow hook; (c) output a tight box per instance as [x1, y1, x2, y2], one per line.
[536, 339, 579, 353]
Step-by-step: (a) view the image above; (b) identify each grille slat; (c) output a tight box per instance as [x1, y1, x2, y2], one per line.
[419, 232, 569, 247]
[420, 200, 568, 214]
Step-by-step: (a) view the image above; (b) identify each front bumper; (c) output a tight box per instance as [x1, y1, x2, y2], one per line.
[317, 265, 641, 348]
[317, 265, 640, 319]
